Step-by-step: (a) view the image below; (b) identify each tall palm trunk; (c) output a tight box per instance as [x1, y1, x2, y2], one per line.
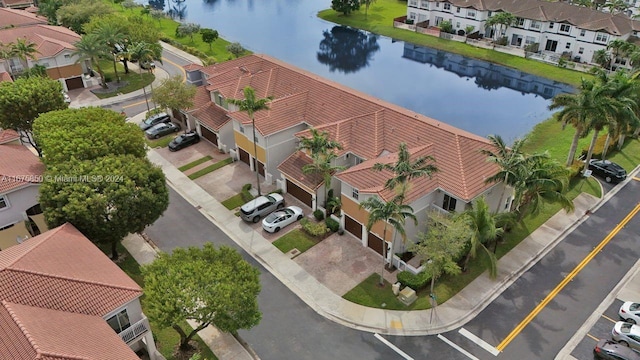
[379, 224, 388, 286]
[566, 127, 582, 166]
[601, 132, 611, 159]
[583, 129, 601, 173]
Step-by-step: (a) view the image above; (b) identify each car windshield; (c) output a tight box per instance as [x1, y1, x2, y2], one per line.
[621, 323, 632, 332]
[265, 212, 282, 222]
[631, 303, 640, 311]
[174, 136, 186, 143]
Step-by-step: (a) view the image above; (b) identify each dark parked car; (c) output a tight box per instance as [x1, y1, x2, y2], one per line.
[588, 159, 627, 183]
[168, 132, 200, 151]
[145, 122, 180, 139]
[594, 339, 640, 360]
[139, 112, 171, 131]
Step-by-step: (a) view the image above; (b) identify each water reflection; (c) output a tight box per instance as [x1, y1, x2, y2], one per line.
[148, 0, 165, 10]
[317, 26, 380, 74]
[403, 43, 574, 99]
[168, 0, 188, 20]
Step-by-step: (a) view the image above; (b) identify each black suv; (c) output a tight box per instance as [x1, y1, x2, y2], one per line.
[139, 112, 171, 131]
[588, 159, 627, 183]
[594, 339, 640, 360]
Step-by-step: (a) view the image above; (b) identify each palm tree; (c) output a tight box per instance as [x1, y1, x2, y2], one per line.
[10, 38, 40, 72]
[360, 195, 417, 286]
[481, 135, 529, 213]
[599, 70, 640, 153]
[227, 86, 273, 196]
[298, 128, 342, 157]
[373, 142, 437, 257]
[73, 34, 109, 89]
[549, 78, 616, 167]
[513, 154, 574, 220]
[302, 152, 346, 211]
[459, 197, 500, 278]
[129, 41, 157, 111]
[485, 12, 516, 41]
[607, 39, 633, 70]
[593, 49, 611, 70]
[93, 23, 126, 83]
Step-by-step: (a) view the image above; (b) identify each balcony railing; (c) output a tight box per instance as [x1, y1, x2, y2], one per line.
[119, 317, 150, 344]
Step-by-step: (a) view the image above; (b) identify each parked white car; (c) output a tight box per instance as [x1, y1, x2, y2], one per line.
[620, 302, 640, 325]
[262, 206, 303, 233]
[612, 321, 640, 351]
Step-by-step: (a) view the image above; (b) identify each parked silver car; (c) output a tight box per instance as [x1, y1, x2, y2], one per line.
[262, 206, 303, 233]
[612, 321, 640, 351]
[240, 193, 284, 223]
[620, 302, 640, 325]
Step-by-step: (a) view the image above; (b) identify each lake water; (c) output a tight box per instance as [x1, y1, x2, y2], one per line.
[149, 0, 574, 142]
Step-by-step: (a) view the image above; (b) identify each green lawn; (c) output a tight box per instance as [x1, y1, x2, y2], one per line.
[343, 273, 433, 310]
[221, 193, 245, 210]
[318, 0, 589, 86]
[178, 156, 213, 172]
[105, 1, 242, 63]
[99, 242, 218, 360]
[92, 59, 155, 99]
[272, 229, 319, 253]
[188, 158, 234, 180]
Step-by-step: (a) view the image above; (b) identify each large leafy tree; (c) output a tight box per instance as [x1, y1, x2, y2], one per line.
[142, 244, 261, 351]
[39, 154, 169, 259]
[151, 75, 197, 115]
[227, 86, 273, 196]
[331, 0, 360, 15]
[33, 107, 146, 165]
[360, 195, 416, 286]
[56, 0, 114, 34]
[298, 128, 343, 210]
[459, 197, 500, 277]
[73, 34, 109, 88]
[411, 211, 467, 298]
[0, 76, 67, 155]
[200, 28, 219, 51]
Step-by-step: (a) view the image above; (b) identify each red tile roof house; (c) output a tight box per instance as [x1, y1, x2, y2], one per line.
[0, 0, 34, 10]
[185, 54, 512, 264]
[0, 129, 48, 250]
[0, 8, 95, 91]
[0, 222, 160, 360]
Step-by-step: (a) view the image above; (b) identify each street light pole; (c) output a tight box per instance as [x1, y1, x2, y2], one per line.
[252, 117, 261, 196]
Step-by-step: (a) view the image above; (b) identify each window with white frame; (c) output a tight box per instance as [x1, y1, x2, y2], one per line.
[578, 47, 584, 54]
[456, 6, 460, 13]
[515, 18, 525, 27]
[442, 194, 456, 212]
[352, 188, 359, 200]
[595, 33, 609, 43]
[0, 195, 7, 209]
[239, 125, 244, 133]
[560, 24, 571, 33]
[467, 9, 476, 18]
[64, 54, 71, 59]
[420, 0, 429, 8]
[436, 2, 439, 7]
[443, 3, 451, 10]
[549, 22, 555, 29]
[106, 309, 131, 333]
[409, 12, 416, 20]
[456, 22, 460, 28]
[580, 29, 586, 37]
[530, 20, 541, 30]
[409, 0, 418, 7]
[566, 42, 571, 49]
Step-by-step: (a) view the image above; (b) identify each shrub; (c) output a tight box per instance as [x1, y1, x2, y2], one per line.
[495, 36, 508, 46]
[241, 184, 253, 203]
[396, 270, 432, 290]
[325, 217, 339, 232]
[300, 218, 329, 237]
[313, 209, 325, 221]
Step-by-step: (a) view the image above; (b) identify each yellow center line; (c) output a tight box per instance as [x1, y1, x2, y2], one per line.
[633, 176, 640, 181]
[496, 202, 640, 351]
[161, 56, 187, 82]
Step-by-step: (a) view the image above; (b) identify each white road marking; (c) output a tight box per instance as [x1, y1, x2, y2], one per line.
[374, 333, 414, 360]
[438, 334, 480, 360]
[458, 327, 500, 356]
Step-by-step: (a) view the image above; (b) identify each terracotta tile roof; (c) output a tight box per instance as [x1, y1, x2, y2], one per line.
[277, 151, 325, 191]
[437, 0, 640, 35]
[0, 129, 20, 144]
[0, 144, 44, 193]
[0, 25, 80, 59]
[197, 54, 499, 202]
[0, 71, 12, 82]
[183, 63, 203, 71]
[230, 91, 310, 135]
[2, 0, 34, 7]
[0, 223, 142, 316]
[0, 8, 46, 27]
[24, 5, 38, 13]
[0, 301, 139, 360]
[190, 86, 230, 131]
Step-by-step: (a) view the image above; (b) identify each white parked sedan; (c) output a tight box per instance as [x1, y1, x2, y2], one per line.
[620, 302, 640, 325]
[262, 206, 304, 233]
[612, 321, 640, 351]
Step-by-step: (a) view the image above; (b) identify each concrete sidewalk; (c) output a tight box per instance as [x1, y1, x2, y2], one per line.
[141, 148, 606, 336]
